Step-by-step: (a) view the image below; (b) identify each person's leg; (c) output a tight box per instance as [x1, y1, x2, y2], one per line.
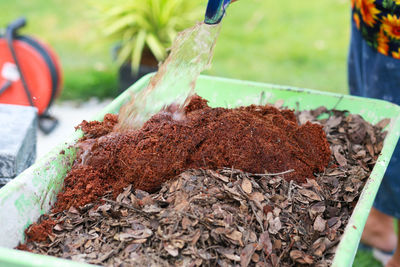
[386, 223, 400, 267]
[361, 207, 396, 252]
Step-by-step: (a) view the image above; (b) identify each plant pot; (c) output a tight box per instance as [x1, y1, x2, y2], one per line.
[117, 49, 158, 93]
[118, 63, 157, 93]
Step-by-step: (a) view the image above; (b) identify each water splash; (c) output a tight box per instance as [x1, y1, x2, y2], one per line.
[116, 22, 222, 131]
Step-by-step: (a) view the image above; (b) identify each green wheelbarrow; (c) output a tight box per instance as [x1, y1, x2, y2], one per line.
[0, 74, 399, 267]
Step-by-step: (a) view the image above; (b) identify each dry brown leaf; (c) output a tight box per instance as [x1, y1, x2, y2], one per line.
[375, 118, 391, 129]
[131, 238, 147, 244]
[366, 143, 375, 157]
[240, 243, 257, 267]
[198, 249, 213, 260]
[218, 248, 241, 262]
[174, 197, 189, 211]
[142, 205, 161, 213]
[53, 224, 63, 231]
[181, 216, 191, 230]
[207, 170, 230, 183]
[309, 202, 326, 219]
[249, 231, 258, 243]
[164, 243, 179, 257]
[299, 111, 315, 125]
[290, 250, 314, 265]
[298, 189, 322, 201]
[312, 237, 328, 257]
[343, 193, 356, 202]
[333, 145, 347, 166]
[68, 206, 79, 214]
[258, 231, 272, 256]
[314, 215, 326, 232]
[325, 116, 342, 129]
[268, 217, 282, 235]
[242, 178, 253, 194]
[191, 229, 201, 246]
[226, 230, 244, 246]
[250, 192, 265, 202]
[171, 239, 185, 249]
[327, 217, 339, 227]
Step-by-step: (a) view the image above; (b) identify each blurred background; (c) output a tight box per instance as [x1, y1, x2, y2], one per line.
[0, 0, 350, 102]
[0, 0, 386, 265]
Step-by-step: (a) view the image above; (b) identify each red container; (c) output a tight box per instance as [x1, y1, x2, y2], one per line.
[0, 36, 62, 114]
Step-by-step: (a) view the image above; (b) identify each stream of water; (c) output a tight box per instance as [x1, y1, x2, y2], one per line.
[116, 22, 222, 131]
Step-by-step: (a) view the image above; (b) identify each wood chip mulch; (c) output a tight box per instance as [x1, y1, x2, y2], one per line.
[19, 107, 389, 266]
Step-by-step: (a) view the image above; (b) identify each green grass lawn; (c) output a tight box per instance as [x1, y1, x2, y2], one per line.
[354, 250, 383, 267]
[211, 0, 350, 95]
[0, 0, 350, 101]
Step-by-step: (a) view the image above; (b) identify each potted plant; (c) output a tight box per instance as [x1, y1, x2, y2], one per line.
[95, 0, 203, 92]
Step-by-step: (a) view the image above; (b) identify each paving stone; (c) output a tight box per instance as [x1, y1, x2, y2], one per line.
[0, 104, 37, 179]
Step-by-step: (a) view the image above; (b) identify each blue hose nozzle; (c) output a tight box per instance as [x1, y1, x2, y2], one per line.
[204, 0, 232, 25]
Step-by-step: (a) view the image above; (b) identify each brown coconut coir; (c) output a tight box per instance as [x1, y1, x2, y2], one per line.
[53, 95, 331, 212]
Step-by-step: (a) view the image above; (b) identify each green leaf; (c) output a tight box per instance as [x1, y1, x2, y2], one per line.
[146, 33, 167, 61]
[103, 14, 138, 36]
[122, 28, 137, 43]
[131, 30, 147, 73]
[104, 5, 129, 17]
[92, 0, 203, 72]
[116, 40, 134, 66]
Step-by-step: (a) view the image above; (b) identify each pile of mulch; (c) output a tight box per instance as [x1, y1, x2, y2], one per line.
[17, 104, 389, 266]
[53, 95, 331, 212]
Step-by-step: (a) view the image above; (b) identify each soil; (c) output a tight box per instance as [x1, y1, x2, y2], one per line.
[16, 105, 388, 266]
[77, 113, 118, 140]
[53, 95, 331, 212]
[23, 218, 56, 243]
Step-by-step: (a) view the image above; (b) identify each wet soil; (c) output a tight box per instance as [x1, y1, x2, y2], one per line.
[53, 95, 331, 212]
[23, 218, 56, 243]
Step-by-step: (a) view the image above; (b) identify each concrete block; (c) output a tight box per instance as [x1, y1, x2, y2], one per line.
[0, 104, 37, 180]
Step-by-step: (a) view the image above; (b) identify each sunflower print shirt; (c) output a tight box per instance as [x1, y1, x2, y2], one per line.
[352, 0, 400, 58]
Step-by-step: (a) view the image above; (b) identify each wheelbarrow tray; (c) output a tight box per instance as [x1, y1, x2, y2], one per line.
[1, 74, 399, 267]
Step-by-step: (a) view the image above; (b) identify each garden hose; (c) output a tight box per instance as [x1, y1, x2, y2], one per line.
[0, 80, 11, 95]
[204, 0, 232, 25]
[0, 17, 63, 134]
[5, 18, 35, 107]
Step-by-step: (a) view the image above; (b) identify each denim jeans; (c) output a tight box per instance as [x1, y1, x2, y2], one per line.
[348, 21, 400, 218]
